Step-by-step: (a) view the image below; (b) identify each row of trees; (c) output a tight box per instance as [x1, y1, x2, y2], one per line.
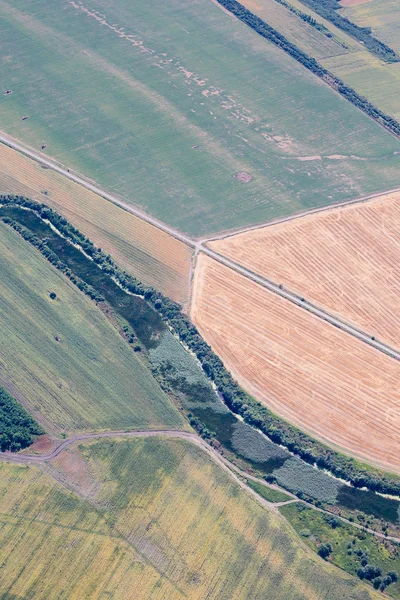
[216, 0, 400, 137]
[3, 195, 400, 496]
[297, 0, 398, 63]
[0, 387, 43, 451]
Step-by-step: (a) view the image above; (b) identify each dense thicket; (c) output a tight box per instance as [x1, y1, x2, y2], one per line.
[0, 387, 43, 451]
[2, 195, 400, 495]
[297, 0, 398, 63]
[215, 0, 400, 137]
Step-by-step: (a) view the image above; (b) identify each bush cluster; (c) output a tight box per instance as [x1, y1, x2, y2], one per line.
[275, 0, 332, 37]
[0, 387, 43, 451]
[297, 0, 398, 63]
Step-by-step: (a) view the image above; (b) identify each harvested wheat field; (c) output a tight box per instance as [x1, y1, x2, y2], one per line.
[209, 192, 400, 349]
[191, 254, 400, 473]
[0, 143, 192, 303]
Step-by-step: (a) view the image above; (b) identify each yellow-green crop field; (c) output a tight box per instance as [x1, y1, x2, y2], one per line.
[1, 0, 400, 235]
[0, 437, 380, 599]
[0, 222, 184, 435]
[240, 0, 400, 121]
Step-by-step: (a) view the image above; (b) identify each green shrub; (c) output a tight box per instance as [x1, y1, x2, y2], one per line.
[0, 387, 43, 451]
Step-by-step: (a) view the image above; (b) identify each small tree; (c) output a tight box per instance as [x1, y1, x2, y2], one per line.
[49, 291, 57, 300]
[318, 543, 332, 560]
[388, 571, 399, 583]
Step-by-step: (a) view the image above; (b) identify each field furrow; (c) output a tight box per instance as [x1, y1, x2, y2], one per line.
[191, 254, 400, 473]
[210, 191, 400, 348]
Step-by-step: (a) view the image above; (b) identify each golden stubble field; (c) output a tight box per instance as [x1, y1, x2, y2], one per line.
[0, 143, 192, 304]
[0, 436, 380, 600]
[209, 192, 400, 349]
[191, 254, 400, 473]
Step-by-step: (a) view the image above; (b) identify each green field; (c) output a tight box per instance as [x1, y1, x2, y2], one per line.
[340, 0, 400, 54]
[240, 0, 400, 121]
[0, 436, 381, 599]
[1, 0, 400, 235]
[0, 222, 184, 434]
[281, 502, 400, 597]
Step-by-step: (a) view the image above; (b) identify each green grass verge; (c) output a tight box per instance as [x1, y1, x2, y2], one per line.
[1, 0, 400, 235]
[281, 502, 400, 597]
[247, 478, 293, 503]
[0, 221, 184, 435]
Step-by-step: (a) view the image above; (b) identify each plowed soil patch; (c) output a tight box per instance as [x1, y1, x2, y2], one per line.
[191, 254, 400, 473]
[210, 192, 400, 349]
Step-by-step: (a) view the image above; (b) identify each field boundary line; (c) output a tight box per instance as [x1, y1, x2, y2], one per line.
[2, 130, 400, 248]
[198, 186, 400, 244]
[0, 132, 195, 249]
[2, 429, 400, 544]
[2, 132, 399, 360]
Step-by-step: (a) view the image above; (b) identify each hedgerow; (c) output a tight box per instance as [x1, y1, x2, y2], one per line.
[215, 0, 400, 137]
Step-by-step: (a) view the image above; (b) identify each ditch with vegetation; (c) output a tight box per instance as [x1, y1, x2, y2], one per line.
[1, 196, 399, 537]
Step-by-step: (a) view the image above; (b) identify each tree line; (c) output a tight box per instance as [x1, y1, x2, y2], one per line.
[0, 387, 43, 452]
[2, 195, 400, 497]
[296, 0, 398, 63]
[215, 0, 400, 138]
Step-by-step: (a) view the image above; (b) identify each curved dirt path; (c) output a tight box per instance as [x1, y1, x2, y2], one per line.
[1, 430, 399, 544]
[0, 429, 276, 512]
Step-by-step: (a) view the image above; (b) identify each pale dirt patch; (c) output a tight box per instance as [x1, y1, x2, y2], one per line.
[191, 253, 400, 474]
[296, 155, 322, 161]
[50, 446, 101, 499]
[21, 435, 58, 456]
[234, 171, 253, 183]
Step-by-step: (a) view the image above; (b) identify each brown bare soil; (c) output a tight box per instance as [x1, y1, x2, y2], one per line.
[234, 172, 253, 183]
[191, 254, 400, 474]
[0, 143, 192, 303]
[21, 435, 59, 456]
[210, 192, 400, 348]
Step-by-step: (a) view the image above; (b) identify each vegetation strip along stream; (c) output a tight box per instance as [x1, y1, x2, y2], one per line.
[1, 196, 400, 517]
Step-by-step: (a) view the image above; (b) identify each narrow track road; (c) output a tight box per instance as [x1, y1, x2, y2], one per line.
[0, 430, 277, 512]
[2, 430, 400, 544]
[1, 131, 399, 361]
[201, 247, 400, 361]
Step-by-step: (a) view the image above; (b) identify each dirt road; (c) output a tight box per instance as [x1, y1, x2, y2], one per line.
[1, 429, 400, 544]
[1, 131, 399, 362]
